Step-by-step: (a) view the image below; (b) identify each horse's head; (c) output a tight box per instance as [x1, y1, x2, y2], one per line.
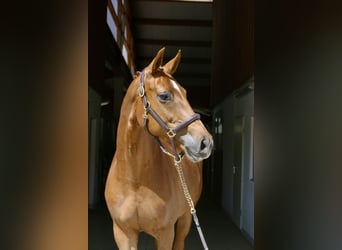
[135, 48, 213, 162]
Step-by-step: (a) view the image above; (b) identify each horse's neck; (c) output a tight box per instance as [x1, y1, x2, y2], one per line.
[115, 94, 169, 181]
[121, 127, 168, 184]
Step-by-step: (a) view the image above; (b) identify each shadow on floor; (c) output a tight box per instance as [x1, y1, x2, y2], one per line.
[89, 192, 253, 250]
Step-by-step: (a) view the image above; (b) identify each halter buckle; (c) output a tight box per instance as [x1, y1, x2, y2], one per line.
[143, 101, 150, 119]
[167, 128, 176, 138]
[143, 110, 148, 119]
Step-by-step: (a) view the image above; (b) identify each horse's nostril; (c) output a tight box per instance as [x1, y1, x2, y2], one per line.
[200, 138, 208, 151]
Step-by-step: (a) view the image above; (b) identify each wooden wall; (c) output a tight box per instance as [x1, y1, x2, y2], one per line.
[211, 0, 254, 106]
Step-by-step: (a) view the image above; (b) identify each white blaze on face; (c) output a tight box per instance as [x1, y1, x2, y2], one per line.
[170, 79, 181, 95]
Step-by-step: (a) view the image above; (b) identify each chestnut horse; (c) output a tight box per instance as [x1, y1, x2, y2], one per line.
[105, 48, 213, 250]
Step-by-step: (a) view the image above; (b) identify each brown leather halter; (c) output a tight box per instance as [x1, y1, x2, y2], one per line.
[138, 70, 201, 162]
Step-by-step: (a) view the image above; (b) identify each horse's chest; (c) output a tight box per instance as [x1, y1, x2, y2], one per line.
[116, 184, 183, 229]
[110, 158, 201, 230]
[137, 185, 184, 229]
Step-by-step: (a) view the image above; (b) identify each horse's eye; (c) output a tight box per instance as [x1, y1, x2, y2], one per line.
[157, 92, 172, 103]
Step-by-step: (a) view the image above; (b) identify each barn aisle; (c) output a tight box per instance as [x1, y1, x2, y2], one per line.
[89, 192, 253, 250]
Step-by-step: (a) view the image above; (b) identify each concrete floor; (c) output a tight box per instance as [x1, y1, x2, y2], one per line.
[89, 192, 253, 250]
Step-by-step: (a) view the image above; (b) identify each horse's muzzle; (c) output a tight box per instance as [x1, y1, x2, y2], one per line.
[180, 134, 213, 163]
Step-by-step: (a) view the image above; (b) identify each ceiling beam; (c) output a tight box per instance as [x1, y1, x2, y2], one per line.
[174, 72, 210, 78]
[134, 18, 212, 27]
[136, 38, 211, 47]
[137, 56, 211, 64]
[134, 0, 213, 4]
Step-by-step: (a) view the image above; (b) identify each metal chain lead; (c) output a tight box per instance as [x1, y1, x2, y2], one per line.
[174, 161, 195, 213]
[151, 129, 209, 249]
[174, 160, 209, 250]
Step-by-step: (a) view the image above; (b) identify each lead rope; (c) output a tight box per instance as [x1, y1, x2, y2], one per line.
[173, 158, 209, 250]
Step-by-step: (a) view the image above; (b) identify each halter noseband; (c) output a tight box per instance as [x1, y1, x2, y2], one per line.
[139, 70, 201, 162]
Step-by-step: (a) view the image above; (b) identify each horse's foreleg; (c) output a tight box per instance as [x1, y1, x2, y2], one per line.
[172, 212, 192, 250]
[113, 222, 138, 250]
[154, 225, 175, 250]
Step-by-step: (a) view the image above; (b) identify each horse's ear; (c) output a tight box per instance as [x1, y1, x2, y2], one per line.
[163, 49, 181, 75]
[148, 47, 165, 74]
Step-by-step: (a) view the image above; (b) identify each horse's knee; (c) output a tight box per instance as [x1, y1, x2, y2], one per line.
[173, 213, 192, 250]
[154, 225, 175, 250]
[113, 222, 138, 250]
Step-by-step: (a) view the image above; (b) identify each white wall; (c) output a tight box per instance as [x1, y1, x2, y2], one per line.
[217, 96, 235, 217]
[236, 90, 254, 242]
[214, 82, 254, 242]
